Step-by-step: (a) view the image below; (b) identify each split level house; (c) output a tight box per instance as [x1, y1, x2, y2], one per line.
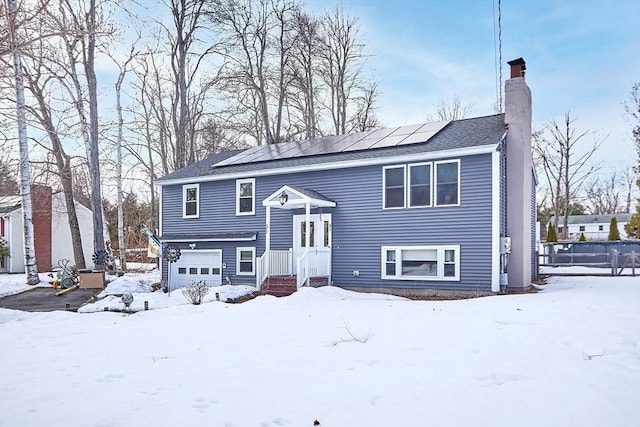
[156, 58, 537, 296]
[0, 186, 98, 273]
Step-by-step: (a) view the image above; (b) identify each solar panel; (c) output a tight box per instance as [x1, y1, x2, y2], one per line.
[211, 120, 451, 168]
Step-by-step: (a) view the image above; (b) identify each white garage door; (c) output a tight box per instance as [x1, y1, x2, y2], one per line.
[169, 249, 222, 290]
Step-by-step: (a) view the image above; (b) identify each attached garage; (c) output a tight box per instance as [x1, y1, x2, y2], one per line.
[169, 249, 222, 290]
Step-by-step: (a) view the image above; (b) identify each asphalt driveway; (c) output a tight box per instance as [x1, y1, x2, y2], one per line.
[0, 288, 100, 312]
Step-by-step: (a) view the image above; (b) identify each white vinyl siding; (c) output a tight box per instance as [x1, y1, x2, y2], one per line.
[381, 245, 460, 281]
[182, 184, 200, 218]
[236, 178, 255, 216]
[236, 247, 256, 276]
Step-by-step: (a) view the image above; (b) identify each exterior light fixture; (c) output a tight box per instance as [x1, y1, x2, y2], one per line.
[189, 243, 196, 249]
[279, 191, 288, 206]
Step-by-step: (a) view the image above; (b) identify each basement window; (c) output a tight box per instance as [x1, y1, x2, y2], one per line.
[381, 245, 460, 281]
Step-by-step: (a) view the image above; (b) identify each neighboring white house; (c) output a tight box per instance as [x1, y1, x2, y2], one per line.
[558, 214, 633, 241]
[0, 189, 99, 273]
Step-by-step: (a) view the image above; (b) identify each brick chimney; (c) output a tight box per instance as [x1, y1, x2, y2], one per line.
[505, 57, 533, 291]
[31, 185, 52, 272]
[508, 57, 526, 78]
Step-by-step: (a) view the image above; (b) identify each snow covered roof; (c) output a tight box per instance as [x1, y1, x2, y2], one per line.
[567, 214, 632, 224]
[0, 195, 22, 214]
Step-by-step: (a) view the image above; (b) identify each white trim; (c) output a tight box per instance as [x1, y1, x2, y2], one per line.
[236, 178, 255, 216]
[263, 185, 336, 209]
[382, 165, 406, 210]
[408, 162, 433, 208]
[156, 144, 499, 187]
[236, 247, 256, 276]
[161, 235, 256, 243]
[381, 245, 460, 281]
[434, 159, 461, 207]
[491, 150, 501, 292]
[182, 183, 200, 218]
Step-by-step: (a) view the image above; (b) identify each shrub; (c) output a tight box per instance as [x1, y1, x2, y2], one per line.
[0, 236, 9, 259]
[608, 217, 621, 241]
[546, 223, 558, 242]
[181, 280, 211, 305]
[579, 233, 586, 241]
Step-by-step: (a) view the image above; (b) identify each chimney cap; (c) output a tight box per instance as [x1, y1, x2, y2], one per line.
[507, 57, 526, 78]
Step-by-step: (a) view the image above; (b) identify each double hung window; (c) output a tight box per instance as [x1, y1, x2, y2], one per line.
[236, 247, 256, 275]
[236, 178, 255, 216]
[435, 160, 459, 206]
[183, 184, 200, 218]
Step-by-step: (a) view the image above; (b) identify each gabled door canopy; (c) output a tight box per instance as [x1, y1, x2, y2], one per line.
[262, 185, 336, 210]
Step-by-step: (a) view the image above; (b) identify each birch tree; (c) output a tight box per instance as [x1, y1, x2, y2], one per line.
[4, 0, 40, 284]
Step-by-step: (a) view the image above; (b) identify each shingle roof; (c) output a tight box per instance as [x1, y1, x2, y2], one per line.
[567, 214, 632, 224]
[156, 114, 505, 183]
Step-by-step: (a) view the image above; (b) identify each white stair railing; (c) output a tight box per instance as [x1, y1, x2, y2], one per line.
[297, 249, 310, 288]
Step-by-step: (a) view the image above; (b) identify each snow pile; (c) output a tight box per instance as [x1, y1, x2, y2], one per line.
[1, 275, 638, 427]
[0, 273, 53, 298]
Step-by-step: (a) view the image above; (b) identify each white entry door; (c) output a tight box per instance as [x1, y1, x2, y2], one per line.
[170, 249, 222, 290]
[293, 214, 332, 277]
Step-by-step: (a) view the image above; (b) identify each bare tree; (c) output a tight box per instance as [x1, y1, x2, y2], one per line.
[429, 94, 472, 121]
[318, 6, 374, 135]
[584, 172, 625, 214]
[533, 111, 604, 239]
[212, 0, 301, 145]
[5, 0, 40, 284]
[112, 43, 139, 271]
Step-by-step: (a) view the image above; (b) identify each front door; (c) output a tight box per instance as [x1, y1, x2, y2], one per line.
[293, 214, 332, 277]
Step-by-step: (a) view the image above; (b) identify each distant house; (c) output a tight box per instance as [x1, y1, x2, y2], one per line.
[0, 186, 98, 273]
[559, 214, 633, 240]
[155, 58, 537, 296]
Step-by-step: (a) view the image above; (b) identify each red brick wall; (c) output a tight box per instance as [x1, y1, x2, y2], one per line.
[31, 185, 52, 272]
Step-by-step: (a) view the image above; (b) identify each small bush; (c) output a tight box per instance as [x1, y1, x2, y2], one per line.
[182, 281, 211, 305]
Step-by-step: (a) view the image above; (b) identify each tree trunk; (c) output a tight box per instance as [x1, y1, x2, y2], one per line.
[8, 0, 40, 285]
[85, 0, 106, 264]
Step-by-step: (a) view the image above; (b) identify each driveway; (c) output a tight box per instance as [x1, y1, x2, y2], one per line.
[0, 288, 100, 312]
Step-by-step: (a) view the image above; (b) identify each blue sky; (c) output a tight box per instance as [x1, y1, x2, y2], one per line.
[306, 0, 640, 176]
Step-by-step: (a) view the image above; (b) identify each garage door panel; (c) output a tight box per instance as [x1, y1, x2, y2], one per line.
[170, 250, 222, 290]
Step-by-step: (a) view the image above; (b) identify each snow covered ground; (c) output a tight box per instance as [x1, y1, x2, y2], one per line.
[0, 271, 639, 427]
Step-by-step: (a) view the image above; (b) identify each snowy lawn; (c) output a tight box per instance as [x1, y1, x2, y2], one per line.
[0, 274, 639, 427]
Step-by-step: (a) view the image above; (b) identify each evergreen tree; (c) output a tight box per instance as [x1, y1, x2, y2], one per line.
[0, 236, 9, 259]
[608, 217, 621, 241]
[546, 223, 558, 242]
[579, 233, 586, 241]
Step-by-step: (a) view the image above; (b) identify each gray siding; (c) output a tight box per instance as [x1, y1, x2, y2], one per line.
[161, 153, 496, 291]
[531, 170, 538, 281]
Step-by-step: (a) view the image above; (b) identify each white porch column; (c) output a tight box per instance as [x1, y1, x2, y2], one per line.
[305, 202, 311, 285]
[265, 205, 271, 276]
